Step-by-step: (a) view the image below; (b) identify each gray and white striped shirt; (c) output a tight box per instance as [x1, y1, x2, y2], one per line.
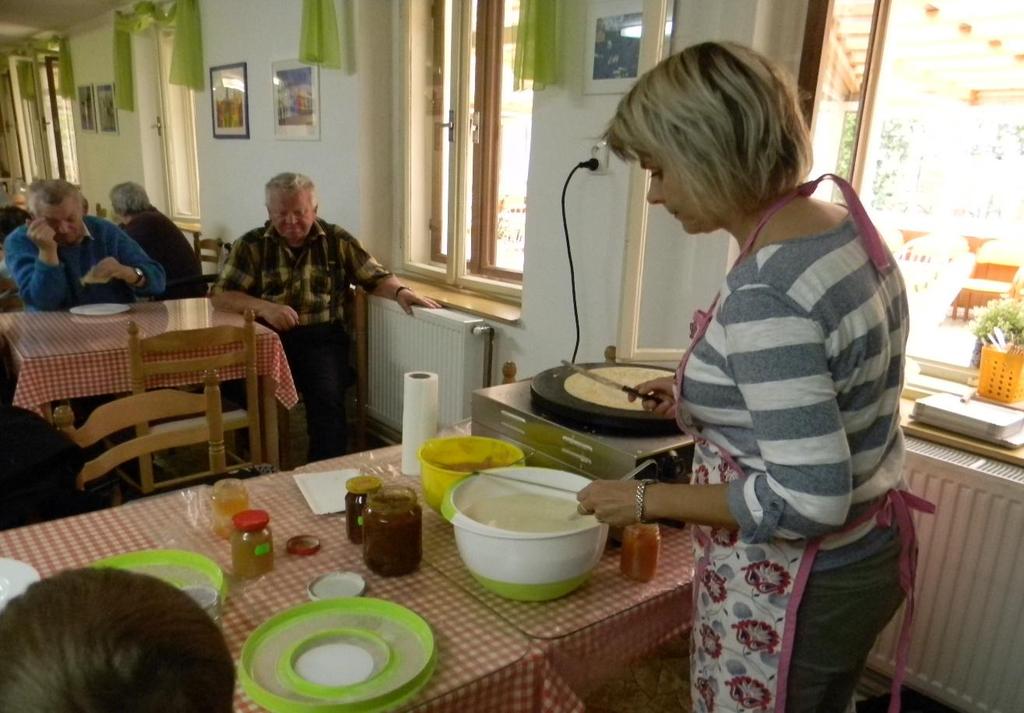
[683, 219, 909, 569]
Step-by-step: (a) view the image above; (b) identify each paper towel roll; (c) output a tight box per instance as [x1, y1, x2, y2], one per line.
[401, 371, 439, 476]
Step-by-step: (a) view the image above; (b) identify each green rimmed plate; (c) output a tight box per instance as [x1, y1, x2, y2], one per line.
[91, 549, 226, 598]
[239, 597, 436, 713]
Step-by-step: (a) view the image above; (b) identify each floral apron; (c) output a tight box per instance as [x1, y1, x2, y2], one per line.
[674, 174, 935, 713]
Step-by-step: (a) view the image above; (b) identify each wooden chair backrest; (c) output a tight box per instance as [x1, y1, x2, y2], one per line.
[127, 310, 261, 463]
[55, 372, 226, 490]
[195, 236, 225, 274]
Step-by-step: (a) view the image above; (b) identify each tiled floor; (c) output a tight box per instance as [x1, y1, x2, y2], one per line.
[583, 635, 691, 713]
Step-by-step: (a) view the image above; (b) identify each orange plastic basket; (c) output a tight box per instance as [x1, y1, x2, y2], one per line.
[978, 345, 1024, 403]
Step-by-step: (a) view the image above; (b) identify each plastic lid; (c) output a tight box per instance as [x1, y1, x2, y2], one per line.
[233, 509, 270, 532]
[286, 535, 321, 556]
[346, 475, 383, 495]
[307, 571, 367, 600]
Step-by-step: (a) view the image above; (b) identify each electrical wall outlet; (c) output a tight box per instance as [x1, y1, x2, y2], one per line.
[590, 140, 610, 174]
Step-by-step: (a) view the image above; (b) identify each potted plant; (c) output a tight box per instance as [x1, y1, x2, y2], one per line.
[969, 297, 1024, 402]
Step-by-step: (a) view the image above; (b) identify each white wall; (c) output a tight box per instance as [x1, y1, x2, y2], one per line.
[195, 0, 363, 244]
[69, 14, 146, 216]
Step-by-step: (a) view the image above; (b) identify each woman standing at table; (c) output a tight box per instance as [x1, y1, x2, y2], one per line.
[575, 42, 930, 713]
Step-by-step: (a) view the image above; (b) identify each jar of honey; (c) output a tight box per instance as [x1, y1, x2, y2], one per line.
[621, 523, 660, 582]
[363, 486, 422, 576]
[211, 478, 249, 539]
[345, 475, 383, 545]
[231, 509, 274, 578]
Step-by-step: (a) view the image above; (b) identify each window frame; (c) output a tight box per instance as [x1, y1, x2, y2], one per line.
[402, 0, 528, 301]
[154, 28, 201, 223]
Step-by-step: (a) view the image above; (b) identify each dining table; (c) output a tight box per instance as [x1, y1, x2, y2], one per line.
[0, 444, 696, 712]
[295, 445, 696, 702]
[0, 297, 298, 468]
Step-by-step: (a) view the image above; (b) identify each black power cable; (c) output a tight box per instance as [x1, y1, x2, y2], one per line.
[560, 158, 600, 364]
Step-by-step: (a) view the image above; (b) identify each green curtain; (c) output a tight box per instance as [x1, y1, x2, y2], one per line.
[113, 26, 135, 111]
[58, 37, 76, 99]
[112, 1, 204, 112]
[513, 0, 558, 91]
[300, 0, 355, 73]
[170, 0, 204, 91]
[15, 60, 36, 101]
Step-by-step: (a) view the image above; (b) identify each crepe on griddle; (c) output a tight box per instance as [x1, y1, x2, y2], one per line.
[563, 366, 669, 411]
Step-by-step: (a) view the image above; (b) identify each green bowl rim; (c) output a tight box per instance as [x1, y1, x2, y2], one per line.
[91, 548, 226, 598]
[238, 597, 436, 713]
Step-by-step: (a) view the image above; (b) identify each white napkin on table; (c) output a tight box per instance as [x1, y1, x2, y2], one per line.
[292, 469, 361, 515]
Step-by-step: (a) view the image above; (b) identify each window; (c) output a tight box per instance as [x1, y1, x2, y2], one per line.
[403, 0, 534, 298]
[38, 56, 79, 183]
[155, 30, 201, 221]
[805, 0, 1024, 374]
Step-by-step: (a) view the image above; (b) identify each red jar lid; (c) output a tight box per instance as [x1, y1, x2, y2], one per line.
[233, 509, 270, 532]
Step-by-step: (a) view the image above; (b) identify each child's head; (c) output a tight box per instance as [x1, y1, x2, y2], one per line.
[0, 567, 235, 713]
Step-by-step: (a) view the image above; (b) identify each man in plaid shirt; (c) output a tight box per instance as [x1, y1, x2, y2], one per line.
[213, 172, 439, 459]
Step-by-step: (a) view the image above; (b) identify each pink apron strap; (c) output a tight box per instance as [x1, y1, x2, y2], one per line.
[878, 490, 935, 713]
[771, 490, 935, 713]
[797, 173, 892, 272]
[772, 538, 823, 713]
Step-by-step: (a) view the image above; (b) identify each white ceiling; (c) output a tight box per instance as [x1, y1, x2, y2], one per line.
[0, 0, 123, 47]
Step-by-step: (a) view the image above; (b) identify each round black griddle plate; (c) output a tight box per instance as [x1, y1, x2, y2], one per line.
[530, 362, 678, 435]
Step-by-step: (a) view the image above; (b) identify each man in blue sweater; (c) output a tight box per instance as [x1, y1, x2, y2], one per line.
[5, 180, 165, 310]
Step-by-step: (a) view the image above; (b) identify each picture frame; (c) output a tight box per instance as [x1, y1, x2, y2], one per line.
[271, 60, 319, 141]
[78, 84, 96, 132]
[583, 0, 644, 95]
[210, 62, 249, 139]
[95, 83, 118, 134]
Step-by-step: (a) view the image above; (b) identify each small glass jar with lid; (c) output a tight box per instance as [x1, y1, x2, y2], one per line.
[620, 523, 660, 582]
[362, 486, 422, 577]
[210, 478, 250, 539]
[345, 475, 383, 544]
[231, 509, 274, 578]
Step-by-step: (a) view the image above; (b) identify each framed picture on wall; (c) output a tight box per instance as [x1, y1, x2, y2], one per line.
[78, 85, 96, 132]
[583, 0, 644, 95]
[96, 83, 118, 134]
[210, 62, 249, 139]
[271, 59, 319, 140]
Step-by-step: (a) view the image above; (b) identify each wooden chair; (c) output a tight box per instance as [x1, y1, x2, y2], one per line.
[127, 311, 262, 493]
[955, 239, 1024, 319]
[54, 373, 226, 491]
[194, 236, 226, 275]
[894, 234, 974, 324]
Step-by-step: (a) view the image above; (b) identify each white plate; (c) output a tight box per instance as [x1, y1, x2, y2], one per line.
[69, 303, 131, 316]
[0, 558, 40, 612]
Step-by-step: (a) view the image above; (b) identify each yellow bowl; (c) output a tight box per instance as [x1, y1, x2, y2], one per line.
[418, 436, 525, 513]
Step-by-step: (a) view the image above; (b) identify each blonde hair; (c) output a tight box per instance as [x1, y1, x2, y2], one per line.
[604, 42, 812, 220]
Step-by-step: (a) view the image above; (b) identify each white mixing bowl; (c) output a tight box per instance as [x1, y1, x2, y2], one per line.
[440, 467, 608, 601]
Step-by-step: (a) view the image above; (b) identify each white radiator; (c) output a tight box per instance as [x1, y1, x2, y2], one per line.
[366, 296, 492, 431]
[867, 436, 1024, 713]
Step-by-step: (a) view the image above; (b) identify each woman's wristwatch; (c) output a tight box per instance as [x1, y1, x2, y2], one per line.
[635, 479, 658, 522]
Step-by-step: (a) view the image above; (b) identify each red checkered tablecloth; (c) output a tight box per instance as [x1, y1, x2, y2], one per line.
[296, 447, 696, 699]
[0, 298, 297, 413]
[0, 467, 586, 712]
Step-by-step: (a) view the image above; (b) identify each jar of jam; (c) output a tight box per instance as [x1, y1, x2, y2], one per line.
[621, 523, 660, 582]
[362, 486, 422, 576]
[211, 478, 249, 539]
[231, 509, 274, 578]
[345, 475, 383, 545]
